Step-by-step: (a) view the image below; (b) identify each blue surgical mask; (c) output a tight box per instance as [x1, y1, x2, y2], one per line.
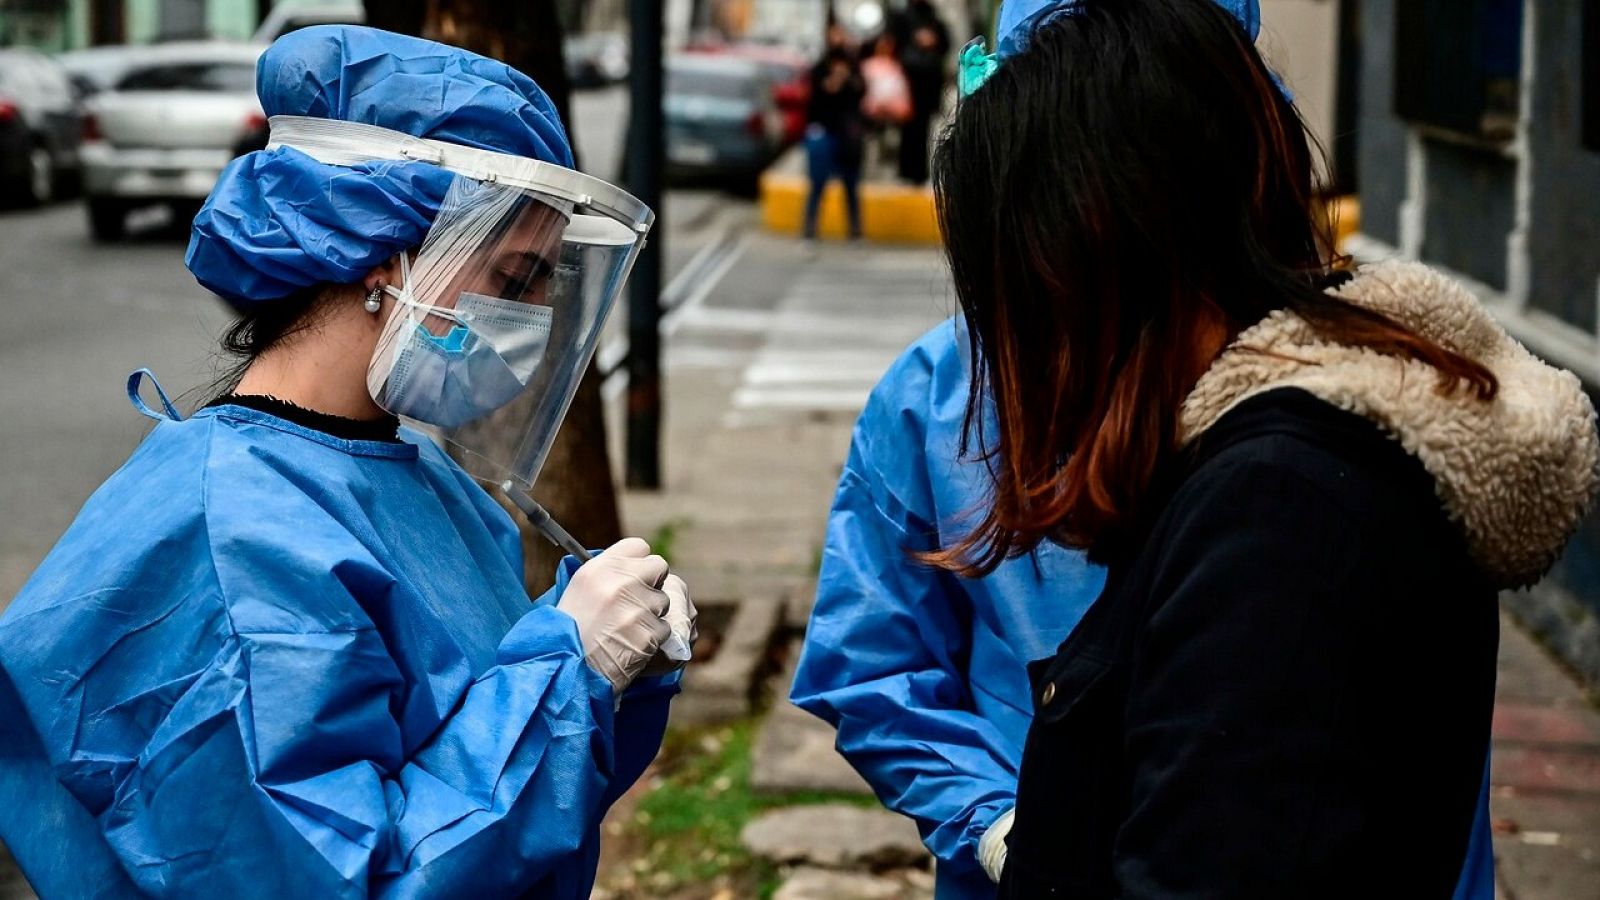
[374, 291, 554, 429]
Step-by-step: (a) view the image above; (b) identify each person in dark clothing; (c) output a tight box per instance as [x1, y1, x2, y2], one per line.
[894, 0, 949, 184]
[803, 49, 866, 241]
[927, 0, 1600, 896]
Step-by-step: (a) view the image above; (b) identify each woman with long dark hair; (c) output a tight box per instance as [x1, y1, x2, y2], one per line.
[932, 0, 1598, 895]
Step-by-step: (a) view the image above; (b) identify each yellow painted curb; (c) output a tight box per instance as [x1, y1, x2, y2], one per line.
[759, 171, 941, 245]
[1329, 194, 1361, 252]
[760, 162, 1358, 254]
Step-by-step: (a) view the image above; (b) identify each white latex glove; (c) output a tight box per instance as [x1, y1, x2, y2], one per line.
[979, 806, 1015, 884]
[558, 537, 672, 693]
[641, 574, 698, 677]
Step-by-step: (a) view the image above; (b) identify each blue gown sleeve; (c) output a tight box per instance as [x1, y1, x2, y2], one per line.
[19, 570, 661, 899]
[540, 554, 682, 810]
[790, 368, 1019, 881]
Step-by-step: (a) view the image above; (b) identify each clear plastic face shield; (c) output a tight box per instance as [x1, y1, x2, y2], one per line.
[268, 116, 652, 493]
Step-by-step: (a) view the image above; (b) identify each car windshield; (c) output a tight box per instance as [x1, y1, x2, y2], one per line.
[668, 67, 757, 100]
[117, 61, 255, 92]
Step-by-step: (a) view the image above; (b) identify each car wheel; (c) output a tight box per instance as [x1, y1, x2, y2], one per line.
[168, 199, 204, 229]
[728, 169, 763, 198]
[87, 198, 127, 242]
[25, 144, 54, 206]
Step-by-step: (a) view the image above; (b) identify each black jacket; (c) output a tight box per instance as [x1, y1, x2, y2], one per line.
[807, 59, 866, 138]
[1000, 388, 1500, 898]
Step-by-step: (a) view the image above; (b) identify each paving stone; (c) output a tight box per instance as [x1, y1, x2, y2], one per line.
[671, 596, 785, 726]
[750, 700, 874, 795]
[741, 804, 930, 869]
[773, 867, 904, 900]
[748, 639, 874, 795]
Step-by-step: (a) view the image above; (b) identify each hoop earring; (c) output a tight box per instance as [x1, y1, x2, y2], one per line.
[364, 288, 383, 314]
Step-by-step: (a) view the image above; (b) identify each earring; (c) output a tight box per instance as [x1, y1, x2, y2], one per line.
[364, 287, 383, 314]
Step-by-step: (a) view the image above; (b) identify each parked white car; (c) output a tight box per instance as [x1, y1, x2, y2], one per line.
[80, 43, 262, 240]
[56, 44, 146, 97]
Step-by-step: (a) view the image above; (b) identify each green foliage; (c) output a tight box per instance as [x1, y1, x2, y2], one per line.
[624, 719, 878, 898]
[647, 517, 694, 565]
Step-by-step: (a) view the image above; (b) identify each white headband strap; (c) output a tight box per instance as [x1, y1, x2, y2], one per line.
[267, 115, 653, 234]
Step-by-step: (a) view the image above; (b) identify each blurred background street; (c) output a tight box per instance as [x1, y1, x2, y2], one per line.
[2, 0, 1599, 898]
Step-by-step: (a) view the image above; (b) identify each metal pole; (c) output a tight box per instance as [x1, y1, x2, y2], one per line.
[625, 0, 664, 489]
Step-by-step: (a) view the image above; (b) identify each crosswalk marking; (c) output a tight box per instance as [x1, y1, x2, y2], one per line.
[684, 248, 952, 424]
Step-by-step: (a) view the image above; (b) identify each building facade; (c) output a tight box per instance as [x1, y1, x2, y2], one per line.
[0, 0, 329, 50]
[1353, 0, 1600, 685]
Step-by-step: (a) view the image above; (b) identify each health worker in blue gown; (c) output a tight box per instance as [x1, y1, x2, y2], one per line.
[0, 26, 696, 899]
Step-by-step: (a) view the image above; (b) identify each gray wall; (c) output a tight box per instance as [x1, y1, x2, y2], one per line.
[1515, 0, 1600, 683]
[1358, 0, 1600, 684]
[1527, 0, 1600, 332]
[1356, 0, 1408, 245]
[1421, 139, 1516, 291]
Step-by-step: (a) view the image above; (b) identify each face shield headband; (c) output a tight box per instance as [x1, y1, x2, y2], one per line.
[267, 115, 654, 491]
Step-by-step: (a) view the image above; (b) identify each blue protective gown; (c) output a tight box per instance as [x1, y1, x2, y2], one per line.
[791, 319, 1106, 899]
[0, 384, 674, 898]
[791, 319, 1497, 900]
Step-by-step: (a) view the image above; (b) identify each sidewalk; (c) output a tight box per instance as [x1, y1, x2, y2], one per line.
[1490, 618, 1600, 896]
[620, 234, 1600, 898]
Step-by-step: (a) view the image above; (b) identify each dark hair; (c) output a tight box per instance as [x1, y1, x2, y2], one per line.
[207, 286, 330, 399]
[926, 0, 1496, 575]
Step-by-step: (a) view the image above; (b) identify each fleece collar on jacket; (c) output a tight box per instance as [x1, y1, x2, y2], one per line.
[1179, 260, 1600, 589]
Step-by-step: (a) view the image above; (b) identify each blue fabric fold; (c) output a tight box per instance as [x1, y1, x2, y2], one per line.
[187, 25, 575, 308]
[0, 401, 669, 898]
[792, 319, 1105, 899]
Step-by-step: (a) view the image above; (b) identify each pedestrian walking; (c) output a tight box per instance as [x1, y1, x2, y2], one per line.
[934, 0, 1599, 896]
[803, 48, 866, 243]
[860, 32, 914, 174]
[862, 33, 914, 127]
[0, 26, 695, 898]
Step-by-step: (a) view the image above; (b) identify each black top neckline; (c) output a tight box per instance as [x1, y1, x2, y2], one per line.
[204, 393, 403, 444]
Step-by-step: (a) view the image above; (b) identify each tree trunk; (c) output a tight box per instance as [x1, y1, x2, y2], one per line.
[359, 0, 425, 35]
[362, 0, 624, 594]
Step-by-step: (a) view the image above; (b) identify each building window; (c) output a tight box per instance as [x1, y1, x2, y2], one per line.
[1586, 0, 1600, 151]
[1395, 0, 1524, 142]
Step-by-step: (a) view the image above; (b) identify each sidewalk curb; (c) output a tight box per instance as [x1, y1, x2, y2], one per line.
[674, 598, 785, 727]
[758, 155, 1360, 249]
[759, 148, 941, 245]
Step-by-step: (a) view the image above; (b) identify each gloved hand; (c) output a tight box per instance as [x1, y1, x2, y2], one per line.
[558, 538, 672, 693]
[979, 806, 1015, 884]
[641, 574, 699, 678]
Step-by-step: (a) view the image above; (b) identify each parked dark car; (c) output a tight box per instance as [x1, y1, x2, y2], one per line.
[665, 54, 783, 192]
[0, 49, 82, 206]
[683, 42, 811, 145]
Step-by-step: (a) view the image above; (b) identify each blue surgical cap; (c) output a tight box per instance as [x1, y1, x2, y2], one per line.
[996, 0, 1261, 58]
[187, 25, 575, 307]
